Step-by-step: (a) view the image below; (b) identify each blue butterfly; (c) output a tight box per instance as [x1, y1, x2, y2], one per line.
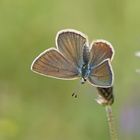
[31, 29, 114, 87]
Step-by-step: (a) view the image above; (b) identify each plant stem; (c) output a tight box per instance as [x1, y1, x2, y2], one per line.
[105, 105, 118, 140]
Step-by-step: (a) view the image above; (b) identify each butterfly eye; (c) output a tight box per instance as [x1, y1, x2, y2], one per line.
[80, 78, 86, 84]
[83, 64, 86, 69]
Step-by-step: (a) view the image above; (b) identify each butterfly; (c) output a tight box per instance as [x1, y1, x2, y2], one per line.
[31, 29, 114, 87]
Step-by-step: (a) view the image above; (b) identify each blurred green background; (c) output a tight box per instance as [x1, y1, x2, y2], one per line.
[0, 0, 140, 140]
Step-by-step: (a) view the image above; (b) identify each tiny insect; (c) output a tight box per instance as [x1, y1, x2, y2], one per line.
[31, 29, 114, 87]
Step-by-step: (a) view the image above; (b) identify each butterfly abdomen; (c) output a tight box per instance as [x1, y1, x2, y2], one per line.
[83, 44, 90, 64]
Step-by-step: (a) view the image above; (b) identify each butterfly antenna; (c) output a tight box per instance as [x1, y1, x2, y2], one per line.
[72, 82, 82, 98]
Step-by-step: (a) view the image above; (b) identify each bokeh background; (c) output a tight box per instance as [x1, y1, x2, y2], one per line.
[0, 0, 140, 140]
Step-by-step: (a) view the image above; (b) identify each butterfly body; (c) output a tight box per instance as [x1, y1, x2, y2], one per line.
[83, 44, 90, 64]
[80, 63, 90, 83]
[31, 29, 114, 88]
[77, 44, 90, 83]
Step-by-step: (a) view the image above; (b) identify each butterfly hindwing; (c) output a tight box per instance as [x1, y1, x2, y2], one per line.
[89, 40, 114, 67]
[56, 29, 88, 68]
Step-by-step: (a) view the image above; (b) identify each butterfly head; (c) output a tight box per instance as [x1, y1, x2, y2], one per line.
[80, 63, 91, 84]
[81, 77, 87, 84]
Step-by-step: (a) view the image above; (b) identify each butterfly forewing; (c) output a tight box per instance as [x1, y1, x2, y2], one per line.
[31, 48, 79, 79]
[89, 40, 114, 67]
[88, 59, 113, 87]
[56, 30, 88, 68]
